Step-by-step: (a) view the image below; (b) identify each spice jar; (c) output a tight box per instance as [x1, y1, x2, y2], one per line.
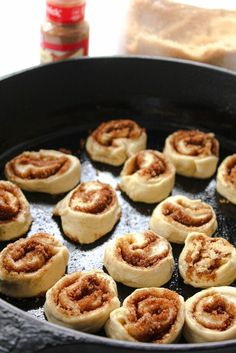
[41, 0, 89, 63]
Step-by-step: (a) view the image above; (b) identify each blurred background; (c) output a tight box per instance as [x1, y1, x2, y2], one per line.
[0, 0, 236, 77]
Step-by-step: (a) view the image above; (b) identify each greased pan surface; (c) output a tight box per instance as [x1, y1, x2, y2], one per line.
[0, 57, 236, 353]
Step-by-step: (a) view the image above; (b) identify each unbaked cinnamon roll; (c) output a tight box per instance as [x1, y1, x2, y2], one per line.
[53, 181, 121, 244]
[184, 286, 236, 342]
[86, 119, 147, 166]
[179, 232, 236, 288]
[5, 149, 81, 194]
[104, 230, 174, 288]
[164, 130, 219, 178]
[0, 233, 69, 298]
[0, 180, 32, 241]
[105, 287, 185, 343]
[119, 150, 175, 203]
[44, 270, 120, 333]
[216, 154, 236, 204]
[150, 195, 217, 244]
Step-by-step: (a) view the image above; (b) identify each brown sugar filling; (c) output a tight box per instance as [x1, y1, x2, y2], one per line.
[185, 236, 232, 281]
[7, 152, 70, 180]
[172, 130, 219, 157]
[92, 119, 143, 147]
[69, 182, 115, 214]
[116, 231, 170, 267]
[2, 233, 55, 273]
[53, 273, 111, 315]
[193, 294, 236, 331]
[127, 150, 168, 179]
[0, 183, 21, 221]
[125, 289, 180, 342]
[225, 156, 236, 187]
[162, 200, 212, 227]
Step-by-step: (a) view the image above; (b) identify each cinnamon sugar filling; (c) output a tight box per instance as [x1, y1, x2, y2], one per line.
[171, 130, 218, 157]
[162, 201, 212, 227]
[225, 156, 236, 186]
[125, 289, 180, 342]
[127, 151, 168, 179]
[2, 233, 55, 273]
[116, 231, 170, 267]
[53, 274, 111, 315]
[7, 153, 70, 179]
[69, 182, 115, 214]
[185, 236, 232, 280]
[0, 184, 21, 221]
[92, 119, 143, 147]
[193, 294, 236, 331]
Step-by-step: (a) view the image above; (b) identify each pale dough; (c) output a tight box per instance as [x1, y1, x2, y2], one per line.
[184, 286, 236, 343]
[0, 180, 32, 241]
[0, 233, 69, 298]
[86, 119, 147, 166]
[216, 154, 236, 204]
[104, 230, 174, 288]
[53, 181, 121, 244]
[120, 149, 175, 203]
[164, 130, 219, 178]
[150, 195, 217, 244]
[179, 232, 236, 288]
[5, 149, 81, 194]
[105, 287, 185, 343]
[44, 270, 120, 333]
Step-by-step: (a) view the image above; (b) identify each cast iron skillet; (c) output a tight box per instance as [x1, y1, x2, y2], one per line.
[0, 57, 236, 353]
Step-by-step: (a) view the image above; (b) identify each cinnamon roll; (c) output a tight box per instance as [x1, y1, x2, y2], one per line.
[179, 232, 236, 288]
[184, 286, 236, 343]
[0, 233, 69, 298]
[164, 130, 219, 178]
[216, 154, 236, 204]
[105, 287, 185, 343]
[86, 119, 147, 166]
[5, 149, 81, 194]
[150, 195, 217, 244]
[120, 150, 175, 203]
[44, 270, 120, 333]
[104, 230, 174, 288]
[0, 180, 32, 241]
[53, 181, 121, 244]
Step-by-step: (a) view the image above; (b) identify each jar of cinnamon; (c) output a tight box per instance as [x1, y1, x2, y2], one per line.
[41, 0, 89, 63]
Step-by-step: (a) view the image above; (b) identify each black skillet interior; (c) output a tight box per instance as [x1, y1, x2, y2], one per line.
[0, 57, 236, 353]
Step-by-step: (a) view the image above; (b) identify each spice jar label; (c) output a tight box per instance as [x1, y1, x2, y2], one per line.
[40, 37, 89, 62]
[46, 3, 85, 24]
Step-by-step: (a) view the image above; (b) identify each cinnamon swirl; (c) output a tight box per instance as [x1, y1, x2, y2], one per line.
[184, 286, 236, 342]
[5, 149, 81, 194]
[53, 181, 121, 244]
[44, 270, 120, 333]
[104, 230, 174, 288]
[86, 119, 147, 166]
[150, 195, 217, 244]
[216, 154, 236, 204]
[120, 150, 175, 203]
[164, 130, 219, 178]
[0, 233, 69, 298]
[0, 180, 32, 241]
[105, 287, 185, 343]
[179, 232, 236, 288]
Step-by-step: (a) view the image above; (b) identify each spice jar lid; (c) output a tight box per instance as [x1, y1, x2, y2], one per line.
[46, 0, 86, 24]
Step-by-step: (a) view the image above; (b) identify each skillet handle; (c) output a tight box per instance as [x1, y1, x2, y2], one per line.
[0, 298, 90, 353]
